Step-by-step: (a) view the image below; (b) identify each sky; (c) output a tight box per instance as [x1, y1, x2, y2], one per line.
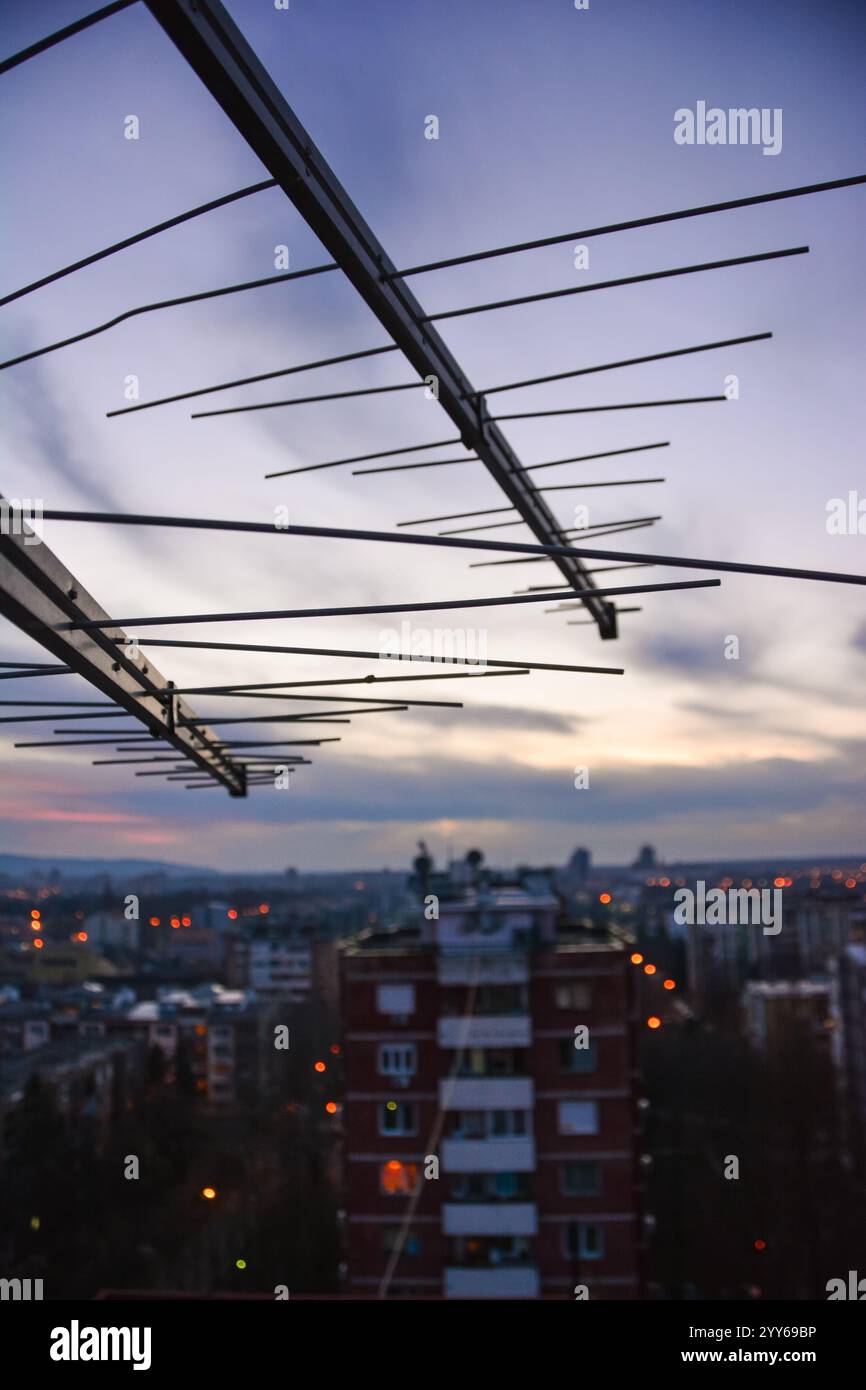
[0, 0, 865, 873]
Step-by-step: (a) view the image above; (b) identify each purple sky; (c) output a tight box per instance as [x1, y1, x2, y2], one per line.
[1, 0, 865, 871]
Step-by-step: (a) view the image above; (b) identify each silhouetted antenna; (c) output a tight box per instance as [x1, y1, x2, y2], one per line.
[145, 670, 528, 696]
[352, 456, 480, 476]
[265, 438, 466, 480]
[390, 174, 866, 278]
[39, 507, 866, 586]
[0, 667, 72, 681]
[191, 378, 425, 418]
[0, 0, 139, 78]
[106, 344, 398, 417]
[56, 578, 719, 632]
[0, 263, 335, 372]
[354, 442, 668, 478]
[443, 515, 661, 538]
[423, 248, 807, 323]
[468, 521, 660, 567]
[470, 334, 772, 397]
[0, 180, 276, 308]
[181, 708, 411, 727]
[0, 660, 70, 670]
[492, 396, 725, 421]
[400, 486, 664, 529]
[133, 639, 623, 676]
[514, 564, 653, 592]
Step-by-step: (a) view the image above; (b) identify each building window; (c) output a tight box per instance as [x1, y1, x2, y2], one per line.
[561, 1160, 602, 1196]
[491, 1108, 527, 1137]
[378, 1044, 417, 1077]
[491, 1171, 518, 1199]
[380, 1160, 419, 1195]
[451, 1110, 487, 1139]
[451, 1173, 487, 1200]
[382, 1227, 422, 1257]
[558, 1038, 597, 1073]
[558, 1100, 599, 1135]
[452, 1110, 527, 1138]
[454, 1235, 530, 1267]
[563, 1221, 605, 1261]
[474, 984, 527, 1015]
[380, 1101, 417, 1136]
[456, 1048, 524, 1078]
[376, 983, 416, 1016]
[554, 982, 592, 1010]
[450, 1172, 530, 1201]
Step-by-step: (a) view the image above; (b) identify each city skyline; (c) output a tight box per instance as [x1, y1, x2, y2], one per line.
[2, 0, 865, 870]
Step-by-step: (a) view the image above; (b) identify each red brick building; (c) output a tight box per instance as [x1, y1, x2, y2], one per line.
[339, 874, 644, 1298]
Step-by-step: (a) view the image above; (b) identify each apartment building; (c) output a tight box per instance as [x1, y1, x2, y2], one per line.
[340, 865, 643, 1299]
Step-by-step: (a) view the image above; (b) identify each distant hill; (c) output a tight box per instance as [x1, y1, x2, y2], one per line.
[0, 853, 220, 882]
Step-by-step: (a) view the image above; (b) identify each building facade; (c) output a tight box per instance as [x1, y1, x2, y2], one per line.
[340, 874, 643, 1299]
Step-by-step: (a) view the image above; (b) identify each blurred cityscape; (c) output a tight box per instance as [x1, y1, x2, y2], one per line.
[1, 839, 864, 1300]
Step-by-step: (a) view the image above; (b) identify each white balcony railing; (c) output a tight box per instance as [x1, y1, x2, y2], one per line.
[439, 1077, 534, 1110]
[444, 1266, 540, 1298]
[442, 1203, 538, 1237]
[436, 955, 529, 986]
[437, 1015, 531, 1048]
[441, 1136, 536, 1173]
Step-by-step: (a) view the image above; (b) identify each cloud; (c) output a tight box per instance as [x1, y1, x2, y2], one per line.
[634, 632, 738, 677]
[404, 702, 581, 733]
[677, 699, 759, 723]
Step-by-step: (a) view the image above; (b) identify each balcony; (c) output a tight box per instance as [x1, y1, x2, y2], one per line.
[444, 1266, 540, 1298]
[441, 1137, 536, 1172]
[439, 1077, 533, 1110]
[437, 1015, 531, 1048]
[437, 955, 529, 986]
[443, 1203, 537, 1237]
